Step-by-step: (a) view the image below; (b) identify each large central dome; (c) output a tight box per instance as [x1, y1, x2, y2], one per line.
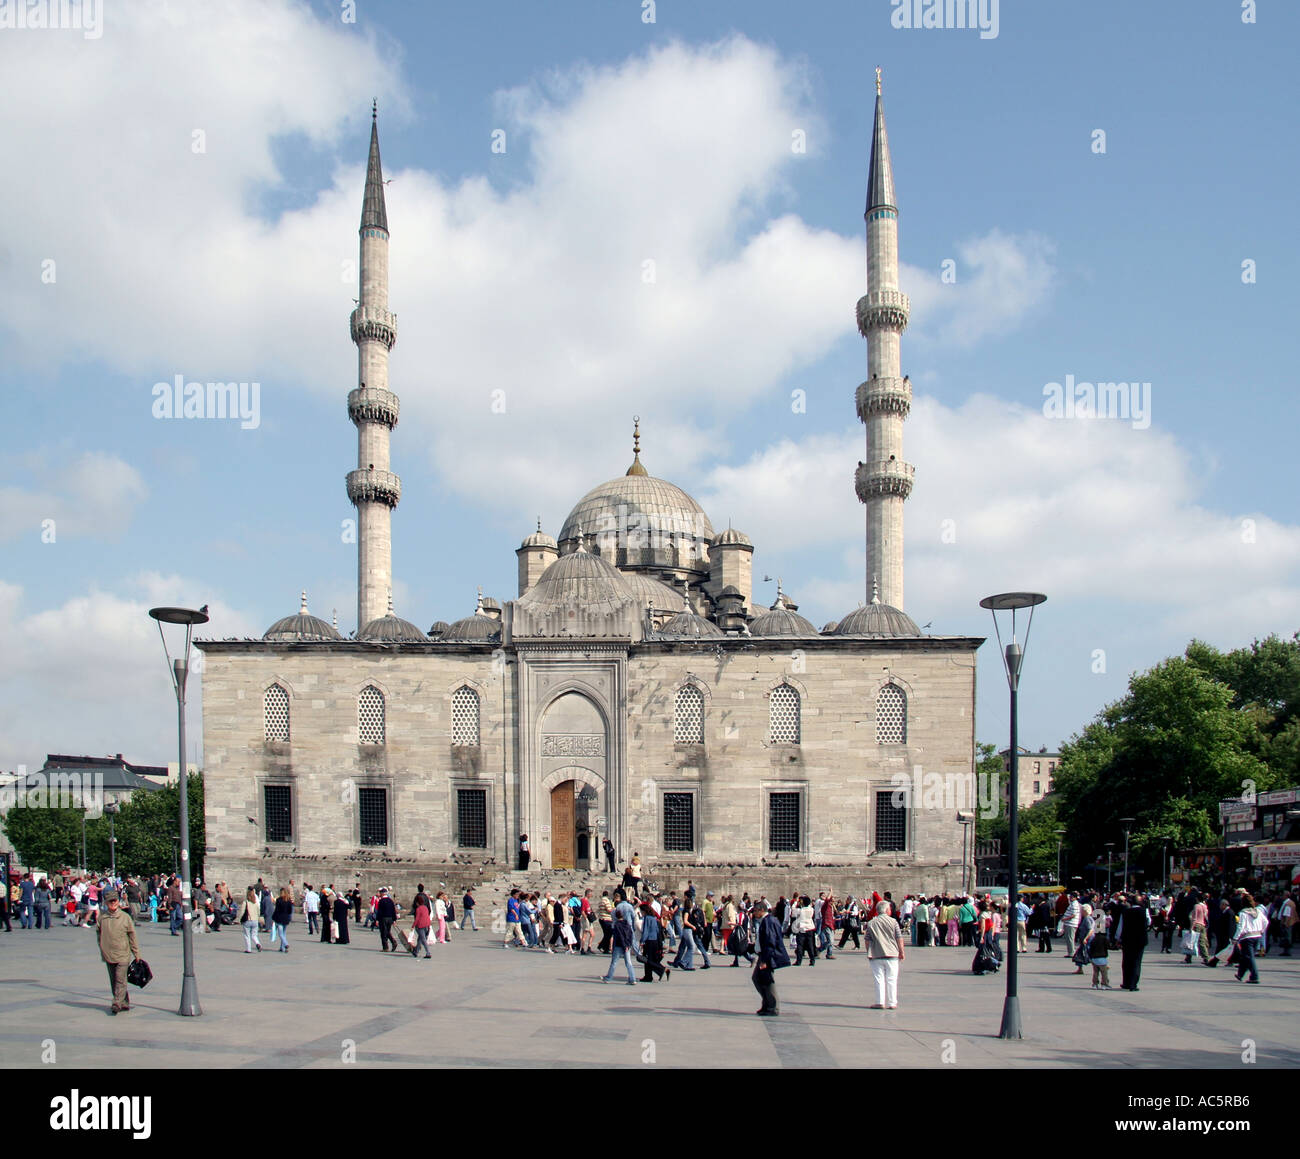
[558, 421, 714, 579]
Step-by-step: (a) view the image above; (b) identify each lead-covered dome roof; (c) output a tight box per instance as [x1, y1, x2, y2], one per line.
[264, 592, 342, 641]
[834, 598, 921, 637]
[749, 605, 819, 637]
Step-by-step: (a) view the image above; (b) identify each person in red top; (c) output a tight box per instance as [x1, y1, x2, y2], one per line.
[819, 893, 837, 960]
[411, 896, 432, 958]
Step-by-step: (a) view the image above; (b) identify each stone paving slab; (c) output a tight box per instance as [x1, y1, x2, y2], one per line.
[0, 921, 1294, 1069]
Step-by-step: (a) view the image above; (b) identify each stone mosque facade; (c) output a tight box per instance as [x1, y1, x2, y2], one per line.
[200, 79, 983, 897]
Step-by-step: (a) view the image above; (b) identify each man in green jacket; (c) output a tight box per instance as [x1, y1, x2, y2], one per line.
[97, 890, 141, 1014]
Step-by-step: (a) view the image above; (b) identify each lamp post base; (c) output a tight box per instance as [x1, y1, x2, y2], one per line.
[998, 995, 1023, 1039]
[178, 977, 203, 1017]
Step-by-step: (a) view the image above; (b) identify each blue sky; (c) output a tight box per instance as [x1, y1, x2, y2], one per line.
[1, 0, 1296, 773]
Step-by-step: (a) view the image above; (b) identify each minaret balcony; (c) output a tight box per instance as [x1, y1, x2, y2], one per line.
[348, 386, 400, 429]
[856, 290, 910, 336]
[856, 376, 912, 421]
[855, 459, 915, 502]
[346, 467, 401, 509]
[350, 305, 397, 350]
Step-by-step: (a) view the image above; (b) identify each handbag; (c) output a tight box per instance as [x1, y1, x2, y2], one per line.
[561, 923, 577, 945]
[127, 958, 153, 988]
[331, 921, 340, 940]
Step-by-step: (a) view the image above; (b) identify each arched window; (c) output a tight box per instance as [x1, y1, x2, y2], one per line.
[358, 686, 386, 745]
[769, 683, 801, 744]
[264, 684, 290, 742]
[452, 686, 480, 746]
[876, 684, 907, 745]
[674, 684, 704, 744]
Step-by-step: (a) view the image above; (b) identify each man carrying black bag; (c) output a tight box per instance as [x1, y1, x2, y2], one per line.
[751, 900, 790, 1016]
[97, 891, 140, 1015]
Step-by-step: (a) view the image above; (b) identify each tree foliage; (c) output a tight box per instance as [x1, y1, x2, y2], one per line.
[1051, 634, 1300, 881]
[2, 773, 204, 878]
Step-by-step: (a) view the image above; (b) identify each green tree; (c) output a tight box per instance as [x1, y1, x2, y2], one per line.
[1053, 655, 1274, 880]
[973, 742, 1007, 842]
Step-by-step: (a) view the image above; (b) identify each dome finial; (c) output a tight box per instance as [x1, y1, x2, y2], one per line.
[626, 415, 648, 476]
[387, 588, 394, 615]
[332, 608, 338, 630]
[574, 521, 587, 553]
[871, 575, 881, 605]
[536, 516, 542, 532]
[475, 585, 484, 613]
[300, 590, 308, 614]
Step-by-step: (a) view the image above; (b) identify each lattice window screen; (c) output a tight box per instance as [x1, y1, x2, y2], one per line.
[769, 684, 801, 744]
[876, 684, 907, 745]
[358, 686, 386, 745]
[674, 685, 704, 744]
[264, 684, 290, 742]
[452, 686, 480, 746]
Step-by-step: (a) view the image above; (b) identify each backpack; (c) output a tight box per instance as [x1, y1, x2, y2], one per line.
[690, 906, 706, 933]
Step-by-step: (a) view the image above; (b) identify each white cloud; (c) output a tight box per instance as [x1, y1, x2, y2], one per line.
[698, 394, 1300, 639]
[0, 451, 147, 542]
[0, 576, 261, 774]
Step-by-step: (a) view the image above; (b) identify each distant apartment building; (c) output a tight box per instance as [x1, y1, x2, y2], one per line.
[999, 747, 1061, 811]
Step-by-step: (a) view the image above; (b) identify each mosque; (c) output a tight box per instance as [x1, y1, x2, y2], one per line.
[199, 77, 983, 897]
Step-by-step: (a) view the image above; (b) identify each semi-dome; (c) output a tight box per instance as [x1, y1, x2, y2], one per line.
[557, 422, 714, 576]
[749, 605, 818, 637]
[516, 547, 632, 612]
[264, 592, 342, 642]
[427, 620, 450, 638]
[834, 601, 921, 637]
[620, 573, 685, 612]
[659, 609, 724, 638]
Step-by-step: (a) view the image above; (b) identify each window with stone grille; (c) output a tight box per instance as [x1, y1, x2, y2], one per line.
[452, 686, 480, 746]
[457, 788, 487, 848]
[875, 790, 907, 851]
[663, 792, 695, 852]
[768, 791, 801, 852]
[674, 684, 704, 744]
[264, 684, 290, 742]
[358, 786, 388, 846]
[358, 686, 385, 745]
[264, 784, 292, 842]
[875, 684, 907, 745]
[769, 684, 801, 744]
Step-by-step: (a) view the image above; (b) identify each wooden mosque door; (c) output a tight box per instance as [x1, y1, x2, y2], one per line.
[550, 782, 575, 869]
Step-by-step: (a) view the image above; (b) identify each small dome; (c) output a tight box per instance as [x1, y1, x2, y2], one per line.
[718, 585, 744, 599]
[834, 601, 921, 637]
[442, 614, 501, 642]
[264, 592, 342, 642]
[516, 548, 632, 612]
[711, 527, 753, 548]
[659, 610, 724, 638]
[521, 519, 558, 550]
[357, 613, 427, 643]
[749, 606, 818, 637]
[427, 621, 450, 638]
[821, 621, 840, 634]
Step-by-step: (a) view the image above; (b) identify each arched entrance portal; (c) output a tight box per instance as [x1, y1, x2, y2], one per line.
[549, 780, 600, 870]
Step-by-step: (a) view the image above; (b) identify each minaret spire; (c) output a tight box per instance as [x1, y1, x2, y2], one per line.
[346, 105, 401, 630]
[854, 69, 913, 610]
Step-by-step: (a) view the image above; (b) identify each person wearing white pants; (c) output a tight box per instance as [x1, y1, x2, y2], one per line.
[865, 900, 905, 1009]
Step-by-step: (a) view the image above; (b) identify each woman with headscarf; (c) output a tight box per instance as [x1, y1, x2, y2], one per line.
[320, 887, 335, 943]
[333, 887, 350, 945]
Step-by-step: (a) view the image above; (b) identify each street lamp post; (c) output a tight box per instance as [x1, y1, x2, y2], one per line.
[979, 591, 1046, 1041]
[1120, 817, 1135, 891]
[1054, 828, 1067, 885]
[81, 806, 88, 875]
[1105, 842, 1116, 894]
[149, 604, 208, 1018]
[105, 802, 119, 881]
[957, 811, 975, 894]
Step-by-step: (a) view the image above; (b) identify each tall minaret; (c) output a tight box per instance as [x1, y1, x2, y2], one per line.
[855, 68, 913, 610]
[346, 102, 401, 630]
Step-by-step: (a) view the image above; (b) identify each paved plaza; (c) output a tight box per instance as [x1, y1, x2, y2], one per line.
[1, 920, 1296, 1070]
